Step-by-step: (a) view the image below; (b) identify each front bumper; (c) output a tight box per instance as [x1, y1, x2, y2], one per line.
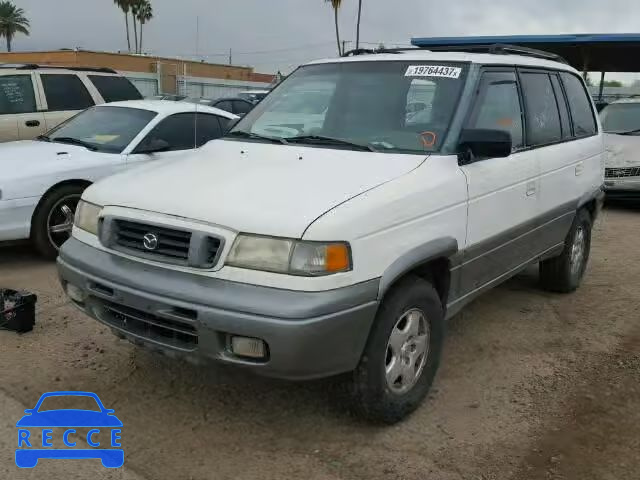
[57, 238, 379, 380]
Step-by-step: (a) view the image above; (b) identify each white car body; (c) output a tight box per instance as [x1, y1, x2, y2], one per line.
[0, 100, 237, 243]
[58, 49, 604, 421]
[600, 98, 640, 198]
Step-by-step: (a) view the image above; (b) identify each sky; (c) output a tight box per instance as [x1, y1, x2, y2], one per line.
[8, 0, 640, 82]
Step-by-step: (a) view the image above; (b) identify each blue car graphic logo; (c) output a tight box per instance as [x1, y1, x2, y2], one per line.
[15, 391, 123, 468]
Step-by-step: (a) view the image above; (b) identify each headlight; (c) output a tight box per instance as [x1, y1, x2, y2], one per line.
[74, 200, 103, 235]
[226, 234, 351, 276]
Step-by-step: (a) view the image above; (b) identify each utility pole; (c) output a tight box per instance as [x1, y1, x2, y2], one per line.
[228, 48, 232, 65]
[195, 16, 199, 59]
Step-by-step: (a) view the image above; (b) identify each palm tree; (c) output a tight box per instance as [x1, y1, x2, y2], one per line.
[114, 0, 132, 52]
[325, 0, 342, 56]
[0, 1, 29, 52]
[130, 0, 140, 54]
[356, 0, 362, 50]
[136, 0, 152, 53]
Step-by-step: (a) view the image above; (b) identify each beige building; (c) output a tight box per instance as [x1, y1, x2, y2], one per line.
[0, 50, 276, 96]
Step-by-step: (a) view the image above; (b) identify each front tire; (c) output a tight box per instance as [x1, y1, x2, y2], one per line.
[31, 184, 85, 259]
[539, 209, 592, 293]
[348, 276, 444, 424]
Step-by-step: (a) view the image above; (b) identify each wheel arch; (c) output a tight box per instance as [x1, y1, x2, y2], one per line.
[30, 179, 92, 232]
[377, 237, 458, 308]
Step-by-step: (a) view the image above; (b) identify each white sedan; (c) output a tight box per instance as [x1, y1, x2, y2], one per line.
[0, 100, 238, 258]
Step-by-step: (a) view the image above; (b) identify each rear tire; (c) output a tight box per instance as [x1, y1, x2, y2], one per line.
[348, 276, 444, 424]
[539, 209, 592, 293]
[31, 184, 85, 260]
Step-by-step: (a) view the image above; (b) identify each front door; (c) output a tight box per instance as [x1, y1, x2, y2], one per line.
[458, 67, 540, 298]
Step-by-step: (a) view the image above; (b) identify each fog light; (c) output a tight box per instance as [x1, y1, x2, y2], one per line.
[66, 283, 86, 304]
[229, 336, 267, 359]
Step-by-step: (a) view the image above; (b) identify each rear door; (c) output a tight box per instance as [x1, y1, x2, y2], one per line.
[459, 67, 540, 296]
[38, 73, 95, 132]
[0, 72, 46, 140]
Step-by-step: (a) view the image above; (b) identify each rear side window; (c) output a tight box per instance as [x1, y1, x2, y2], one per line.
[214, 100, 233, 113]
[520, 72, 562, 146]
[194, 113, 224, 146]
[88, 75, 142, 102]
[0, 75, 37, 114]
[41, 74, 94, 111]
[549, 74, 572, 138]
[467, 70, 524, 149]
[560, 72, 597, 137]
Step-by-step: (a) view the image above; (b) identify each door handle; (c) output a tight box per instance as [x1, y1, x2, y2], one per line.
[526, 181, 536, 197]
[575, 163, 584, 176]
[25, 120, 40, 127]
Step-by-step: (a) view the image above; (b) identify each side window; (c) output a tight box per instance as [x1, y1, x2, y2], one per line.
[140, 113, 195, 152]
[0, 75, 37, 114]
[214, 101, 233, 113]
[232, 100, 252, 115]
[194, 113, 223, 146]
[88, 75, 143, 102]
[467, 70, 524, 149]
[549, 74, 572, 138]
[41, 74, 94, 111]
[560, 72, 597, 137]
[520, 72, 562, 146]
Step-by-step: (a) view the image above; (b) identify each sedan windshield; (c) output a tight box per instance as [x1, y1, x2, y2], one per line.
[46, 106, 157, 153]
[227, 61, 468, 154]
[600, 103, 640, 134]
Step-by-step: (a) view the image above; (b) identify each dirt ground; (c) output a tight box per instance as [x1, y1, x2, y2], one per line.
[1, 205, 639, 480]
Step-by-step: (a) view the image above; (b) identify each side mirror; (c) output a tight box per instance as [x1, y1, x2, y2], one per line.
[458, 129, 512, 164]
[135, 138, 171, 154]
[23, 409, 33, 415]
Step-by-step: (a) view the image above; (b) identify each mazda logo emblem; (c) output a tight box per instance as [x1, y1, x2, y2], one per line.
[142, 233, 159, 251]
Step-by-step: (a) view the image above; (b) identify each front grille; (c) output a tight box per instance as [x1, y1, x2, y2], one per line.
[605, 167, 640, 178]
[103, 218, 223, 268]
[98, 301, 198, 351]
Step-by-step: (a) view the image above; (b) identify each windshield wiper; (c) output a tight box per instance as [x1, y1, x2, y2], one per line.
[36, 134, 50, 142]
[614, 128, 640, 136]
[285, 135, 377, 152]
[52, 137, 98, 151]
[225, 130, 288, 145]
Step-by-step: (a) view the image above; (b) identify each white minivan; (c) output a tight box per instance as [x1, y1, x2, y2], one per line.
[58, 47, 604, 423]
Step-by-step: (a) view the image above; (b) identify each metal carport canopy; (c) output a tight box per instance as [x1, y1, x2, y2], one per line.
[411, 34, 640, 73]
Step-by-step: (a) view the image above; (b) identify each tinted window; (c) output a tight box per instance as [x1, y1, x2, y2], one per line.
[88, 75, 143, 102]
[0, 75, 37, 114]
[468, 71, 524, 149]
[194, 113, 223, 146]
[550, 74, 572, 138]
[139, 113, 196, 151]
[41, 74, 94, 111]
[560, 72, 597, 137]
[48, 106, 156, 153]
[520, 73, 562, 146]
[215, 101, 233, 113]
[233, 100, 252, 115]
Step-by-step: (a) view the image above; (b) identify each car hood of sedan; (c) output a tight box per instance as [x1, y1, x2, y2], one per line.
[16, 410, 123, 428]
[605, 133, 640, 168]
[85, 140, 427, 238]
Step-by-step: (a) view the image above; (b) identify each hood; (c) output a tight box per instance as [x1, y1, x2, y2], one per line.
[86, 140, 426, 238]
[604, 133, 640, 168]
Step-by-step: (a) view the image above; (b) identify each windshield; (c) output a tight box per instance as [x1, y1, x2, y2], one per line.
[37, 395, 101, 412]
[600, 103, 640, 134]
[228, 61, 468, 154]
[47, 106, 157, 153]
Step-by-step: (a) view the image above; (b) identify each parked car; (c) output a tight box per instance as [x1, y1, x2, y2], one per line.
[150, 94, 187, 101]
[58, 48, 604, 423]
[187, 97, 254, 117]
[0, 64, 142, 142]
[0, 100, 237, 258]
[238, 89, 270, 104]
[599, 98, 640, 199]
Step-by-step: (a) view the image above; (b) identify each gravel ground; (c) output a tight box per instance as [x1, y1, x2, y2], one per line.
[1, 205, 639, 480]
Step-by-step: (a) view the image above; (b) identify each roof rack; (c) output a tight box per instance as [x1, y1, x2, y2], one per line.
[0, 63, 118, 73]
[422, 44, 569, 64]
[342, 43, 569, 64]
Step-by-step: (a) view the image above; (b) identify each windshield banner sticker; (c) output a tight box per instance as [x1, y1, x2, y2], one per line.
[405, 65, 462, 79]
